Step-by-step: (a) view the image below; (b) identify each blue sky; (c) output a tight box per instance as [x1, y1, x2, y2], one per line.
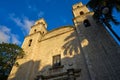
[0, 0, 120, 46]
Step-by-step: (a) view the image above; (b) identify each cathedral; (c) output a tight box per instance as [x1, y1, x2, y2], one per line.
[8, 2, 120, 80]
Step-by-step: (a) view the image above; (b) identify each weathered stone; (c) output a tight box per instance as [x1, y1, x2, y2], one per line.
[8, 2, 120, 80]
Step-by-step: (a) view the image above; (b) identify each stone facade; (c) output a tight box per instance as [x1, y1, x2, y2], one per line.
[8, 2, 120, 80]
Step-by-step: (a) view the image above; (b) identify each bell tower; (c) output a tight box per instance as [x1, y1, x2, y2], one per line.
[29, 18, 47, 35]
[8, 18, 48, 80]
[72, 2, 120, 80]
[72, 2, 94, 27]
[22, 18, 48, 49]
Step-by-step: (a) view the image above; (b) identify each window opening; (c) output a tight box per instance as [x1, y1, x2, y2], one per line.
[83, 19, 91, 27]
[38, 22, 43, 24]
[53, 55, 61, 67]
[29, 39, 32, 46]
[34, 29, 36, 32]
[77, 6, 79, 8]
[80, 11, 84, 15]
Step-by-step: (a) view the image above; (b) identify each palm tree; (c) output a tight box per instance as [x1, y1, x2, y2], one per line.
[87, 0, 120, 41]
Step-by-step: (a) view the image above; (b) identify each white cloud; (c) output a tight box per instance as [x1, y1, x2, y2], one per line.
[0, 26, 11, 43]
[0, 25, 21, 45]
[11, 34, 21, 44]
[1, 26, 11, 33]
[23, 18, 34, 32]
[0, 31, 10, 43]
[10, 14, 35, 35]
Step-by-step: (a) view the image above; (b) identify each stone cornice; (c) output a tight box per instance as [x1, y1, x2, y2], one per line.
[25, 31, 43, 38]
[72, 5, 86, 11]
[47, 25, 73, 34]
[73, 12, 94, 21]
[40, 29, 75, 42]
[36, 69, 81, 79]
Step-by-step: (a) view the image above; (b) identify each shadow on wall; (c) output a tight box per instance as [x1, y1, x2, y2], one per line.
[35, 56, 82, 80]
[8, 24, 90, 80]
[8, 56, 83, 80]
[8, 35, 90, 80]
[9, 60, 40, 80]
[63, 14, 120, 80]
[62, 27, 89, 55]
[33, 28, 90, 80]
[8, 13, 120, 80]
[62, 29, 80, 55]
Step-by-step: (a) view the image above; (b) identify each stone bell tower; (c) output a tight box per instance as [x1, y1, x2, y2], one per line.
[8, 18, 48, 80]
[22, 18, 47, 49]
[72, 2, 120, 80]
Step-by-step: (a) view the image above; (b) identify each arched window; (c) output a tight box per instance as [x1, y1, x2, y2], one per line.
[38, 22, 45, 26]
[34, 29, 36, 33]
[83, 19, 91, 27]
[28, 39, 32, 46]
[38, 22, 43, 24]
[80, 11, 84, 15]
[53, 55, 61, 67]
[77, 6, 80, 8]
